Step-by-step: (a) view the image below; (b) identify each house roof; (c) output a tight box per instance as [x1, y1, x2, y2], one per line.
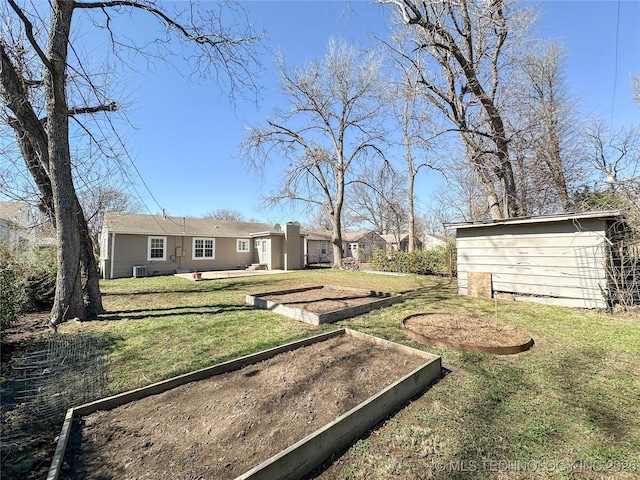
[0, 201, 30, 223]
[301, 229, 333, 241]
[103, 212, 278, 237]
[381, 233, 414, 243]
[301, 229, 383, 242]
[444, 210, 625, 230]
[343, 230, 382, 242]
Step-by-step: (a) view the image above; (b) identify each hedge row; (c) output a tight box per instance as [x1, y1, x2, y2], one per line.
[371, 244, 456, 276]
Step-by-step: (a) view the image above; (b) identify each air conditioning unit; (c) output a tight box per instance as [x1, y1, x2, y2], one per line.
[132, 265, 147, 278]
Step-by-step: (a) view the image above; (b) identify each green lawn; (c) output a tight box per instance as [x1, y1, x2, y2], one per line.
[53, 270, 640, 478]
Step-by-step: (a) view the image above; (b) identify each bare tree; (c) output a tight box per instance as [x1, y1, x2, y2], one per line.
[80, 186, 142, 249]
[380, 0, 534, 219]
[577, 120, 640, 221]
[387, 70, 448, 250]
[346, 163, 408, 235]
[305, 205, 335, 231]
[1, 0, 262, 326]
[203, 208, 246, 222]
[435, 157, 489, 222]
[509, 42, 582, 213]
[241, 39, 387, 268]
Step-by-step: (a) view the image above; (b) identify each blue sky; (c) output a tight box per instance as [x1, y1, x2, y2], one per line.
[85, 1, 640, 224]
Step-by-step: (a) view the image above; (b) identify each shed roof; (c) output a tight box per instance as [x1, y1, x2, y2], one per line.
[103, 212, 277, 237]
[444, 210, 624, 230]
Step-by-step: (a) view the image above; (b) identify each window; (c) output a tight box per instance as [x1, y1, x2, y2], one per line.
[321, 243, 327, 255]
[237, 239, 250, 252]
[147, 236, 166, 261]
[193, 238, 215, 259]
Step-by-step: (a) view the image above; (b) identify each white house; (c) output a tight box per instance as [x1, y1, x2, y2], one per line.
[0, 201, 34, 247]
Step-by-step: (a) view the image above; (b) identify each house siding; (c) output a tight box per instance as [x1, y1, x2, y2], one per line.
[106, 234, 256, 278]
[0, 202, 34, 246]
[99, 213, 306, 279]
[455, 218, 610, 308]
[306, 240, 333, 264]
[270, 236, 283, 270]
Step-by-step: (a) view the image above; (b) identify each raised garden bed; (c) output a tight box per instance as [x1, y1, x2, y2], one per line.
[246, 285, 403, 325]
[49, 329, 441, 480]
[402, 312, 534, 355]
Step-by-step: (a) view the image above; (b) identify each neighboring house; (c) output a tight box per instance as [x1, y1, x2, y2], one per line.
[302, 229, 387, 264]
[0, 201, 34, 247]
[342, 230, 386, 261]
[445, 210, 634, 309]
[380, 233, 424, 252]
[302, 229, 333, 265]
[100, 212, 304, 279]
[421, 234, 447, 249]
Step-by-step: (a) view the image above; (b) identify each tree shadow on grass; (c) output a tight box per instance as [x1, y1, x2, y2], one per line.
[436, 345, 636, 478]
[97, 303, 255, 321]
[546, 346, 634, 442]
[100, 277, 277, 297]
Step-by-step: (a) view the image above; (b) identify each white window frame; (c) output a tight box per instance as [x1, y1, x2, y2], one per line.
[147, 236, 167, 261]
[237, 239, 250, 252]
[321, 243, 327, 255]
[192, 237, 215, 260]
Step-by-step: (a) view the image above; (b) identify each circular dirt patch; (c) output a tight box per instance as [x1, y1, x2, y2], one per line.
[402, 312, 534, 355]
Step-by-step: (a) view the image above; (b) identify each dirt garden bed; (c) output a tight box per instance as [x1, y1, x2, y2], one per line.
[246, 285, 403, 325]
[55, 330, 440, 480]
[403, 312, 534, 355]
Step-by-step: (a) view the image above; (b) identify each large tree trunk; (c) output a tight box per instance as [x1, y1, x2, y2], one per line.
[331, 170, 345, 269]
[2, 41, 103, 321]
[47, 0, 85, 325]
[76, 197, 103, 316]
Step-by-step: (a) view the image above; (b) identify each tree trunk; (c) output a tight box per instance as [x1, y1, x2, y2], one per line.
[2, 40, 104, 320]
[47, 0, 85, 325]
[76, 195, 104, 316]
[331, 170, 345, 269]
[407, 165, 416, 252]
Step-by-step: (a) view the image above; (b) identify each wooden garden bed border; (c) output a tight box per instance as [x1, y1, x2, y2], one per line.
[47, 329, 441, 480]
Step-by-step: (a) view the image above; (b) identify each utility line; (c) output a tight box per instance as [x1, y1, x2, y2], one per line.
[610, 0, 621, 126]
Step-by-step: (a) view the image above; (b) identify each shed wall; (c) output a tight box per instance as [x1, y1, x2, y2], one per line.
[455, 218, 610, 308]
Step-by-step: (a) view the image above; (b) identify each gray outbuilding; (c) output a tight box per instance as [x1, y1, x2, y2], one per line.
[446, 210, 637, 309]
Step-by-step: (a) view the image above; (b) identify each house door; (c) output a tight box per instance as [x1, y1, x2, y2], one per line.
[256, 239, 268, 264]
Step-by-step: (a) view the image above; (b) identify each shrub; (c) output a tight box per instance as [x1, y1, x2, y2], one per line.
[23, 246, 57, 311]
[0, 244, 57, 332]
[371, 244, 456, 275]
[0, 244, 27, 332]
